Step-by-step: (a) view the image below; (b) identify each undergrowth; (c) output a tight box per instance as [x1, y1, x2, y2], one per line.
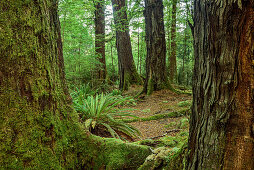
[72, 88, 140, 140]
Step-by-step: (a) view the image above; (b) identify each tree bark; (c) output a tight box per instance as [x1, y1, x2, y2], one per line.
[143, 0, 172, 95]
[111, 0, 142, 90]
[187, 0, 254, 169]
[169, 0, 177, 83]
[94, 0, 107, 81]
[137, 27, 140, 72]
[0, 1, 150, 169]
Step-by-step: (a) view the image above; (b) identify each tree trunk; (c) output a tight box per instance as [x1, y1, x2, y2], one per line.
[0, 1, 150, 169]
[111, 0, 142, 90]
[169, 0, 177, 83]
[94, 0, 107, 81]
[143, 0, 172, 95]
[137, 27, 140, 72]
[183, 23, 187, 73]
[187, 0, 254, 169]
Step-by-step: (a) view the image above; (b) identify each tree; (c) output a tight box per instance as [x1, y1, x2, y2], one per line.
[169, 0, 177, 83]
[187, 0, 254, 169]
[143, 0, 172, 95]
[111, 0, 142, 90]
[94, 0, 107, 81]
[59, 0, 96, 85]
[0, 1, 150, 169]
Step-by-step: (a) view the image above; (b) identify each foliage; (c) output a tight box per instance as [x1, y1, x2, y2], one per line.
[73, 93, 140, 140]
[70, 83, 96, 100]
[59, 0, 97, 86]
[110, 89, 122, 96]
[177, 100, 192, 107]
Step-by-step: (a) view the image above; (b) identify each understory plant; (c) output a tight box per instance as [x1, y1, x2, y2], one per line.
[71, 83, 96, 100]
[73, 93, 140, 140]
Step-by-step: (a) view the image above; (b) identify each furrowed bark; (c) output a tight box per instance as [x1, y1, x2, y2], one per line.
[187, 0, 254, 169]
[143, 0, 172, 95]
[94, 0, 107, 81]
[111, 0, 142, 90]
[169, 0, 177, 83]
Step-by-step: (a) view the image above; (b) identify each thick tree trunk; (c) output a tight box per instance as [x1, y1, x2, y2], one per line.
[143, 0, 172, 95]
[111, 0, 142, 90]
[0, 1, 150, 169]
[94, 0, 107, 81]
[187, 0, 254, 169]
[169, 0, 177, 83]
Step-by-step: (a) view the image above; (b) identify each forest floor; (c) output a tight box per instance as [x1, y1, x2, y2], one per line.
[122, 85, 192, 141]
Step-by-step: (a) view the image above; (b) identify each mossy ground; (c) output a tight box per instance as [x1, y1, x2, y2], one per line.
[120, 86, 191, 169]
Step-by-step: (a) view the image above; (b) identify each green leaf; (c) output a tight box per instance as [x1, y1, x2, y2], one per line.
[85, 119, 93, 129]
[91, 120, 97, 129]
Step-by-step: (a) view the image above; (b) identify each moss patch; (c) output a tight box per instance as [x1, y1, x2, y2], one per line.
[123, 109, 189, 123]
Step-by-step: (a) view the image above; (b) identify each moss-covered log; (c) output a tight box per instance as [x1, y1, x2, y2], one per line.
[0, 1, 150, 169]
[139, 144, 188, 170]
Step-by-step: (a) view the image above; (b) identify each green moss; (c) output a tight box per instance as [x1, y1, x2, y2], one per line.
[138, 142, 188, 170]
[124, 109, 189, 123]
[163, 143, 188, 170]
[122, 63, 143, 91]
[134, 139, 156, 146]
[147, 77, 154, 95]
[177, 100, 192, 107]
[164, 122, 177, 128]
[0, 1, 151, 169]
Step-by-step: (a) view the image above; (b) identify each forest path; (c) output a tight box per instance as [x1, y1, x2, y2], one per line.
[123, 86, 192, 141]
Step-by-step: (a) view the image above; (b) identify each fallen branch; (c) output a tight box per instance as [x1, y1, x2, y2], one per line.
[148, 129, 181, 140]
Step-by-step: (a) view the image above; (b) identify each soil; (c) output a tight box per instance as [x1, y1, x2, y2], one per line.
[123, 85, 192, 141]
[90, 85, 192, 141]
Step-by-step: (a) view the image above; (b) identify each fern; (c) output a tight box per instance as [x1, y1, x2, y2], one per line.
[73, 93, 140, 140]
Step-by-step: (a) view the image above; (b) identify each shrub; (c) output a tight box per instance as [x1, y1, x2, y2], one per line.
[71, 83, 96, 100]
[73, 93, 140, 140]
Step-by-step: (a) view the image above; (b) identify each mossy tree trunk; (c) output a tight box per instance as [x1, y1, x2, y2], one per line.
[143, 0, 172, 95]
[0, 1, 151, 169]
[169, 0, 177, 83]
[94, 0, 107, 81]
[187, 0, 254, 169]
[111, 0, 142, 90]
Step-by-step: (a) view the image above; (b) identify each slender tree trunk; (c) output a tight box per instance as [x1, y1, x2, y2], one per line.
[167, 25, 171, 76]
[62, 12, 66, 44]
[169, 0, 177, 83]
[140, 31, 144, 75]
[94, 0, 107, 81]
[0, 1, 151, 169]
[183, 24, 187, 72]
[143, 0, 172, 95]
[137, 27, 140, 72]
[187, 0, 254, 169]
[111, 44, 114, 68]
[111, 0, 142, 90]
